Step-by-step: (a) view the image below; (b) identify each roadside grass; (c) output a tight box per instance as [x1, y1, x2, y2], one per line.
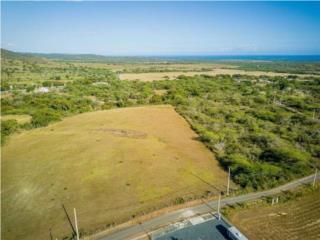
[2, 105, 228, 240]
[225, 183, 320, 240]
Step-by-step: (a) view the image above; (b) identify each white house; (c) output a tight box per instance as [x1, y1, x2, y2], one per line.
[36, 87, 50, 93]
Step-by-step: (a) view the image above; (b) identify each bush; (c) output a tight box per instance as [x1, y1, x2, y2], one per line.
[149, 94, 163, 104]
[1, 120, 19, 144]
[220, 153, 253, 172]
[260, 147, 310, 164]
[31, 110, 62, 127]
[245, 133, 273, 148]
[251, 109, 278, 122]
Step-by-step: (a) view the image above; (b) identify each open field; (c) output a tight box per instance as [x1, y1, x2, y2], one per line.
[227, 186, 320, 240]
[72, 62, 234, 72]
[119, 69, 313, 81]
[2, 105, 228, 240]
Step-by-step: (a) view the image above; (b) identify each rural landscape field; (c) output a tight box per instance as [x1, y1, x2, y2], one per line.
[225, 184, 320, 240]
[2, 47, 320, 239]
[1, 1, 320, 240]
[2, 105, 229, 239]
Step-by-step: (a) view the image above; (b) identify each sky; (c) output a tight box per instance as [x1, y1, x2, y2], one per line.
[1, 1, 320, 55]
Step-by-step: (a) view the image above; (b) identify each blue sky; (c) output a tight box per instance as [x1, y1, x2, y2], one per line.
[2, 1, 320, 55]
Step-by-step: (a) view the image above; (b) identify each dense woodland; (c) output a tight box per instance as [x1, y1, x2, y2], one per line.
[1, 49, 320, 190]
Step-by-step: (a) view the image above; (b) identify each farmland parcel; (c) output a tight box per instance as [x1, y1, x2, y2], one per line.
[2, 105, 227, 240]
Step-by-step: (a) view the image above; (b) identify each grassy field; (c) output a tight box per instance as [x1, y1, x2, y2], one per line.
[73, 62, 233, 72]
[2, 105, 228, 240]
[119, 69, 312, 81]
[227, 185, 320, 239]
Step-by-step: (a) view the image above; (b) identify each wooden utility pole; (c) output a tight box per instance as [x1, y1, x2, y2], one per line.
[62, 204, 76, 236]
[313, 168, 318, 187]
[74, 208, 79, 240]
[49, 229, 53, 240]
[217, 194, 221, 220]
[227, 167, 231, 196]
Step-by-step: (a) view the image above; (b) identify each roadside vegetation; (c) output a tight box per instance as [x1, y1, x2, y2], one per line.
[2, 49, 320, 190]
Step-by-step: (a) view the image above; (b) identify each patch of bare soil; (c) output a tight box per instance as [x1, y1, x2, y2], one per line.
[90, 128, 147, 139]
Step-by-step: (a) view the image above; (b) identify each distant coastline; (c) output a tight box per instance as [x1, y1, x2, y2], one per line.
[3, 48, 320, 63]
[137, 55, 320, 62]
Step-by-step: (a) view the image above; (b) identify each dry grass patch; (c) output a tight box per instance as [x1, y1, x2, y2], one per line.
[119, 69, 312, 81]
[73, 62, 233, 72]
[227, 186, 320, 240]
[2, 105, 228, 240]
[1, 114, 32, 124]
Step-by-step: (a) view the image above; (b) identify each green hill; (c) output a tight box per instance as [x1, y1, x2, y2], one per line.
[1, 48, 48, 63]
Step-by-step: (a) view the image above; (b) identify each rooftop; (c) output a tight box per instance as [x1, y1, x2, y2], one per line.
[151, 213, 239, 240]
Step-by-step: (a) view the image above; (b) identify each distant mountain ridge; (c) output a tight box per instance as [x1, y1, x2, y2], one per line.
[2, 48, 320, 63]
[1, 49, 168, 63]
[1, 48, 48, 63]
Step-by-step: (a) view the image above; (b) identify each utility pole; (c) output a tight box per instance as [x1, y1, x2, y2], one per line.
[74, 208, 79, 240]
[217, 194, 221, 220]
[313, 168, 318, 187]
[138, 222, 151, 240]
[49, 229, 53, 240]
[62, 204, 76, 236]
[227, 167, 231, 196]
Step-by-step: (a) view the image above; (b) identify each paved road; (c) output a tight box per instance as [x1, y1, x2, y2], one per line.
[97, 174, 319, 240]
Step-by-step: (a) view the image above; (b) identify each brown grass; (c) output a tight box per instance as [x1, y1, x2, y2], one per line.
[119, 69, 311, 82]
[1, 114, 32, 124]
[2, 105, 228, 240]
[227, 186, 320, 240]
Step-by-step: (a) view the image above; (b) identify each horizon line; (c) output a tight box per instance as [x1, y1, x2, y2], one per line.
[3, 48, 320, 57]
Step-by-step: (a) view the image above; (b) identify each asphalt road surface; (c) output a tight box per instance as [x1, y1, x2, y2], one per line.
[97, 173, 319, 240]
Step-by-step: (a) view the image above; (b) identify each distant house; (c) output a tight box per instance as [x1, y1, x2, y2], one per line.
[35, 87, 50, 93]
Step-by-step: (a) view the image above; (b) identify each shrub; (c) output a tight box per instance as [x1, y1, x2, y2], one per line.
[260, 147, 310, 164]
[31, 110, 62, 127]
[149, 94, 163, 104]
[251, 109, 277, 122]
[1, 120, 19, 144]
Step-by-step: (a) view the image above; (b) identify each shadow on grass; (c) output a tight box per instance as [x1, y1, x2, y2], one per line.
[62, 204, 76, 238]
[189, 172, 222, 193]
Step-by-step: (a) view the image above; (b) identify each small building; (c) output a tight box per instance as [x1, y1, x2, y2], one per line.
[152, 213, 249, 240]
[35, 87, 50, 93]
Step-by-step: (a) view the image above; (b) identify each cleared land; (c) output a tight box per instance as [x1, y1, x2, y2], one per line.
[2, 105, 228, 240]
[119, 69, 311, 81]
[228, 186, 320, 240]
[73, 62, 234, 72]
